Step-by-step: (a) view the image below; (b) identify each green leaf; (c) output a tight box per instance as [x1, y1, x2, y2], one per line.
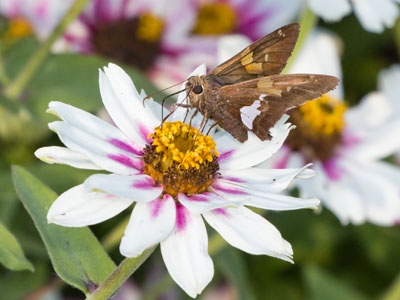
[215, 247, 257, 300]
[0, 222, 34, 271]
[11, 165, 116, 294]
[303, 264, 370, 300]
[0, 263, 49, 300]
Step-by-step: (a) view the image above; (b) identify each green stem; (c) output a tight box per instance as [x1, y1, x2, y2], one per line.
[139, 233, 226, 300]
[86, 246, 157, 300]
[101, 217, 130, 252]
[3, 0, 89, 100]
[394, 19, 400, 59]
[283, 6, 317, 73]
[0, 52, 9, 86]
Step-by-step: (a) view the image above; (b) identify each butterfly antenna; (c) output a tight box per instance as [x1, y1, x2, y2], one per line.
[142, 80, 187, 107]
[160, 88, 187, 124]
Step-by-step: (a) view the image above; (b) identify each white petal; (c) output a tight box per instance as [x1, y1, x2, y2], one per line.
[343, 160, 400, 226]
[120, 195, 176, 257]
[352, 0, 399, 33]
[35, 146, 101, 170]
[378, 64, 400, 112]
[346, 117, 400, 161]
[319, 179, 366, 225]
[48, 101, 139, 151]
[47, 184, 133, 227]
[203, 206, 293, 262]
[309, 0, 351, 21]
[100, 63, 160, 144]
[178, 192, 243, 214]
[161, 206, 213, 298]
[212, 179, 320, 211]
[226, 164, 316, 193]
[84, 174, 162, 202]
[50, 121, 144, 175]
[217, 115, 293, 170]
[345, 92, 391, 137]
[217, 35, 251, 64]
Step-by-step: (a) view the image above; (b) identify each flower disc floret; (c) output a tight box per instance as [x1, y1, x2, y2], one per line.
[143, 121, 220, 197]
[286, 95, 347, 161]
[193, 3, 237, 35]
[300, 94, 347, 135]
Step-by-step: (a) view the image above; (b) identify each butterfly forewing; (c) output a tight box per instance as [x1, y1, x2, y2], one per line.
[184, 23, 339, 143]
[208, 23, 299, 84]
[215, 74, 339, 141]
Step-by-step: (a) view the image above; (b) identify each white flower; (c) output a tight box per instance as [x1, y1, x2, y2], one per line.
[307, 0, 400, 33]
[36, 63, 318, 297]
[264, 30, 400, 226]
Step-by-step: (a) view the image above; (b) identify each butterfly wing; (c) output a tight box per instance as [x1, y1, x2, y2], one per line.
[213, 74, 339, 142]
[208, 23, 299, 84]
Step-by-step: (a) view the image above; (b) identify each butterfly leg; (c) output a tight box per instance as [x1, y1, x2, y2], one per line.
[206, 121, 220, 136]
[189, 108, 199, 128]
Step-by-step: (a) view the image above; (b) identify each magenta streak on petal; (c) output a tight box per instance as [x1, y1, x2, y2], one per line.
[322, 157, 342, 181]
[342, 131, 361, 148]
[109, 138, 142, 155]
[213, 184, 248, 195]
[185, 193, 210, 202]
[222, 177, 246, 183]
[132, 176, 157, 190]
[236, 3, 276, 40]
[138, 123, 152, 142]
[393, 219, 400, 226]
[274, 145, 291, 169]
[119, 0, 130, 19]
[35, 0, 48, 18]
[218, 150, 235, 162]
[149, 196, 168, 219]
[213, 208, 229, 216]
[108, 154, 143, 170]
[176, 202, 190, 233]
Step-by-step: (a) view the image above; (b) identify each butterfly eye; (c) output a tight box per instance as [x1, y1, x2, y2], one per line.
[193, 85, 203, 94]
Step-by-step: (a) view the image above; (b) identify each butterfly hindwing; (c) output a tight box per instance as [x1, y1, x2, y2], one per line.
[208, 23, 299, 84]
[214, 74, 339, 141]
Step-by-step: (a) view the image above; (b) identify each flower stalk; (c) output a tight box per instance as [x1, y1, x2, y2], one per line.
[283, 6, 317, 73]
[4, 0, 89, 100]
[85, 246, 157, 300]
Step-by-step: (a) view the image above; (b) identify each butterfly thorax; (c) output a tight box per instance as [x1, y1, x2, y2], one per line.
[186, 75, 224, 115]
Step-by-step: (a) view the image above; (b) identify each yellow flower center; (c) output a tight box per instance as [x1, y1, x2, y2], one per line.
[136, 13, 164, 42]
[143, 121, 220, 197]
[3, 17, 33, 42]
[193, 3, 237, 35]
[286, 95, 347, 161]
[299, 94, 347, 136]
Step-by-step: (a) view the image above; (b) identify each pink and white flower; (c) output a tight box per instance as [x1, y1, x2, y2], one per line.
[35, 63, 318, 297]
[58, 0, 209, 86]
[307, 0, 400, 33]
[0, 0, 73, 39]
[263, 30, 400, 226]
[59, 0, 301, 86]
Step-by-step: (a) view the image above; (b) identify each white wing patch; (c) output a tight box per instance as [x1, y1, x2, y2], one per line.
[240, 100, 262, 130]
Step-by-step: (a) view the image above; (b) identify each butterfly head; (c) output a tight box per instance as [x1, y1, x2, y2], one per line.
[186, 76, 205, 108]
